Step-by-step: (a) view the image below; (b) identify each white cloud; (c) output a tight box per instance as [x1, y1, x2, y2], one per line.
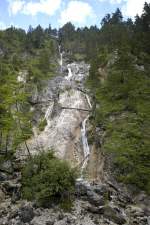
[98, 0, 123, 4]
[59, 1, 95, 26]
[98, 0, 150, 18]
[8, 0, 25, 16]
[122, 0, 150, 18]
[8, 0, 61, 16]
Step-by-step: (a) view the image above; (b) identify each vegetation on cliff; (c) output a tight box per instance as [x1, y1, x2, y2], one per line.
[87, 4, 150, 193]
[59, 2, 150, 193]
[21, 151, 77, 208]
[0, 2, 149, 198]
[0, 25, 58, 168]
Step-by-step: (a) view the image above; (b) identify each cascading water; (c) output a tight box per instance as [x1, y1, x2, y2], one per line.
[81, 116, 90, 169]
[26, 43, 92, 179]
[80, 94, 92, 177]
[44, 103, 54, 125]
[86, 94, 92, 109]
[66, 66, 73, 80]
[59, 45, 63, 70]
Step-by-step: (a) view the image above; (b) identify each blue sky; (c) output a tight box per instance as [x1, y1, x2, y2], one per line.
[0, 0, 149, 30]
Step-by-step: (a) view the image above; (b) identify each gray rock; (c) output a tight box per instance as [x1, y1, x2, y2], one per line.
[1, 160, 13, 173]
[46, 221, 55, 225]
[147, 216, 150, 225]
[54, 218, 67, 225]
[87, 205, 104, 214]
[19, 204, 35, 223]
[93, 184, 108, 195]
[0, 172, 8, 181]
[87, 190, 105, 206]
[0, 189, 5, 202]
[103, 205, 126, 224]
[75, 181, 91, 196]
[2, 180, 21, 194]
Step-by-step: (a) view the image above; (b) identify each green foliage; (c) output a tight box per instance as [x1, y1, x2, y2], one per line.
[0, 25, 58, 159]
[86, 4, 150, 193]
[21, 151, 77, 208]
[38, 119, 47, 131]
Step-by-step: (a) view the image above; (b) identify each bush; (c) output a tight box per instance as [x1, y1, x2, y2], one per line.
[38, 118, 47, 131]
[21, 151, 77, 208]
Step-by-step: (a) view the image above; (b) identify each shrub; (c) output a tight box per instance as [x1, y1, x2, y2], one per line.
[38, 118, 47, 131]
[21, 151, 77, 208]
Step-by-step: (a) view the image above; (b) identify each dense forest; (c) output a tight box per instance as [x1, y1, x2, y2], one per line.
[0, 2, 149, 210]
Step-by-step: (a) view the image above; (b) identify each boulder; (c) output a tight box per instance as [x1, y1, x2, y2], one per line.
[103, 205, 127, 224]
[87, 190, 105, 207]
[19, 203, 35, 223]
[93, 184, 108, 195]
[75, 180, 91, 196]
[87, 205, 104, 214]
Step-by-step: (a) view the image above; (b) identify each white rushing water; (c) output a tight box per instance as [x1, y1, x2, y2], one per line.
[44, 103, 54, 125]
[65, 66, 73, 81]
[60, 53, 63, 67]
[86, 94, 92, 109]
[80, 94, 92, 176]
[59, 45, 63, 69]
[81, 115, 90, 170]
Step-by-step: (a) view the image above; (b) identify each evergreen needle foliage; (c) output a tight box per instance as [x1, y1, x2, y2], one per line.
[21, 151, 77, 208]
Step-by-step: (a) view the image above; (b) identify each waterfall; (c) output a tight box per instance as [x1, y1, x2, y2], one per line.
[65, 66, 73, 80]
[44, 103, 54, 125]
[81, 115, 90, 171]
[60, 53, 63, 67]
[80, 95, 92, 177]
[86, 94, 92, 109]
[59, 45, 63, 69]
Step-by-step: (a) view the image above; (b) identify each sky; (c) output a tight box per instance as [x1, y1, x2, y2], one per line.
[0, 0, 149, 30]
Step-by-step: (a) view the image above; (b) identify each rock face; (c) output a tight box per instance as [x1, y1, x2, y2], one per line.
[0, 180, 149, 225]
[1, 58, 149, 225]
[17, 62, 91, 169]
